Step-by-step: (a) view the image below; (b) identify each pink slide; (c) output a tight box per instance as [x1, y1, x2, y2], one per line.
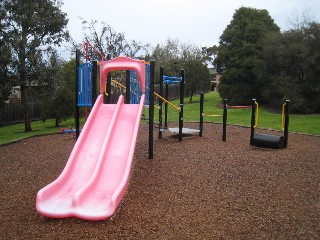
[37, 56, 146, 221]
[36, 94, 145, 220]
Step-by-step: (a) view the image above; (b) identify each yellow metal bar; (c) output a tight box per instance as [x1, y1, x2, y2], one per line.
[112, 79, 126, 89]
[202, 113, 222, 117]
[254, 101, 259, 128]
[104, 83, 108, 96]
[281, 102, 286, 131]
[154, 92, 180, 111]
[111, 79, 179, 111]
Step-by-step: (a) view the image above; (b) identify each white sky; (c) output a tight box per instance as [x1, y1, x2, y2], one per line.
[61, 0, 319, 49]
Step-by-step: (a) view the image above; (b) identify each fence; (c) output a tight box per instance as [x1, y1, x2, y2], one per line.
[0, 102, 42, 125]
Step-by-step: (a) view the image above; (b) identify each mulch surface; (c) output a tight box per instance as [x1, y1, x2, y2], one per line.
[1, 123, 319, 239]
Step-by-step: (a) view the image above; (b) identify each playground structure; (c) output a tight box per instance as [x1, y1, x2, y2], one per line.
[36, 41, 290, 221]
[219, 99, 289, 149]
[157, 67, 189, 141]
[250, 99, 290, 149]
[36, 53, 154, 221]
[157, 67, 226, 142]
[200, 94, 227, 141]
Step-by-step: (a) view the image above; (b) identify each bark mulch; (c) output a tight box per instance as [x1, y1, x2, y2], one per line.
[0, 123, 319, 239]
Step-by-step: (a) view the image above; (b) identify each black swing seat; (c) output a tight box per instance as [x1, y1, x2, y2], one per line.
[251, 133, 284, 149]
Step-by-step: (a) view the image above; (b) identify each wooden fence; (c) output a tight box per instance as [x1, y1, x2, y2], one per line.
[0, 102, 42, 125]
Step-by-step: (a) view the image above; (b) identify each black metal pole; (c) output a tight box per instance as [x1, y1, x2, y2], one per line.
[222, 99, 227, 141]
[105, 54, 112, 104]
[180, 69, 185, 107]
[283, 100, 290, 148]
[199, 92, 204, 137]
[125, 70, 131, 104]
[164, 82, 169, 128]
[179, 104, 183, 142]
[179, 69, 185, 142]
[148, 60, 155, 159]
[250, 99, 256, 145]
[92, 60, 98, 105]
[158, 66, 164, 139]
[75, 49, 80, 140]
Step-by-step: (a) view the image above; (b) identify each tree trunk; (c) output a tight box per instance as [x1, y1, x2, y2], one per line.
[19, 28, 32, 132]
[20, 84, 32, 132]
[189, 89, 194, 103]
[55, 117, 60, 127]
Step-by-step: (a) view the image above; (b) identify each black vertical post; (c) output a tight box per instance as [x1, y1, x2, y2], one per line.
[283, 100, 290, 148]
[105, 54, 112, 104]
[75, 49, 80, 140]
[250, 99, 256, 145]
[125, 70, 131, 104]
[164, 82, 169, 128]
[222, 99, 227, 141]
[158, 67, 164, 139]
[92, 60, 98, 105]
[148, 60, 155, 159]
[199, 92, 204, 137]
[179, 104, 183, 142]
[179, 69, 185, 142]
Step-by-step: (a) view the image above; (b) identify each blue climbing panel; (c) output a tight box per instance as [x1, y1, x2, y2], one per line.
[77, 63, 93, 107]
[129, 63, 150, 105]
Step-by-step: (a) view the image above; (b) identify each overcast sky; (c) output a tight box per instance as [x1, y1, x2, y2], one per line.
[61, 0, 319, 49]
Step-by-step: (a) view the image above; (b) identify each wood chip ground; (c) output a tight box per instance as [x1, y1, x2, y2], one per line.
[1, 123, 319, 239]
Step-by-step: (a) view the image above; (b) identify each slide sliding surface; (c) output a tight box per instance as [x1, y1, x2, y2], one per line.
[36, 95, 117, 218]
[36, 94, 145, 220]
[73, 94, 145, 220]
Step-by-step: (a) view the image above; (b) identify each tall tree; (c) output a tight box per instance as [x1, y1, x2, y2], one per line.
[1, 0, 68, 131]
[0, 2, 12, 113]
[263, 22, 320, 113]
[41, 54, 75, 126]
[214, 7, 280, 105]
[151, 39, 211, 101]
[80, 19, 149, 59]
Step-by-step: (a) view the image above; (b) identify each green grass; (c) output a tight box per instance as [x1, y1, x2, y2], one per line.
[1, 92, 319, 145]
[145, 91, 320, 135]
[0, 118, 84, 145]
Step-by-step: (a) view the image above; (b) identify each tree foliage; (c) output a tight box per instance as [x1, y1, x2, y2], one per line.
[263, 22, 320, 113]
[80, 19, 149, 59]
[40, 52, 75, 127]
[1, 0, 69, 131]
[214, 7, 280, 105]
[151, 39, 211, 102]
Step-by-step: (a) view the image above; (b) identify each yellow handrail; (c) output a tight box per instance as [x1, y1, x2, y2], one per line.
[154, 92, 180, 111]
[281, 102, 286, 131]
[202, 113, 222, 117]
[112, 79, 126, 89]
[104, 83, 108, 96]
[107, 79, 180, 111]
[254, 101, 259, 128]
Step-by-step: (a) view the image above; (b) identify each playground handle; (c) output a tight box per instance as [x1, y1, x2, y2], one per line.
[202, 113, 222, 117]
[227, 105, 251, 109]
[154, 92, 180, 111]
[107, 79, 178, 111]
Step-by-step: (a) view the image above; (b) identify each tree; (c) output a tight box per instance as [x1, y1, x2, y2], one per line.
[263, 22, 320, 113]
[0, 37, 12, 113]
[0, 3, 12, 113]
[41, 52, 75, 127]
[1, 0, 69, 131]
[214, 7, 280, 105]
[151, 38, 211, 101]
[80, 19, 149, 59]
